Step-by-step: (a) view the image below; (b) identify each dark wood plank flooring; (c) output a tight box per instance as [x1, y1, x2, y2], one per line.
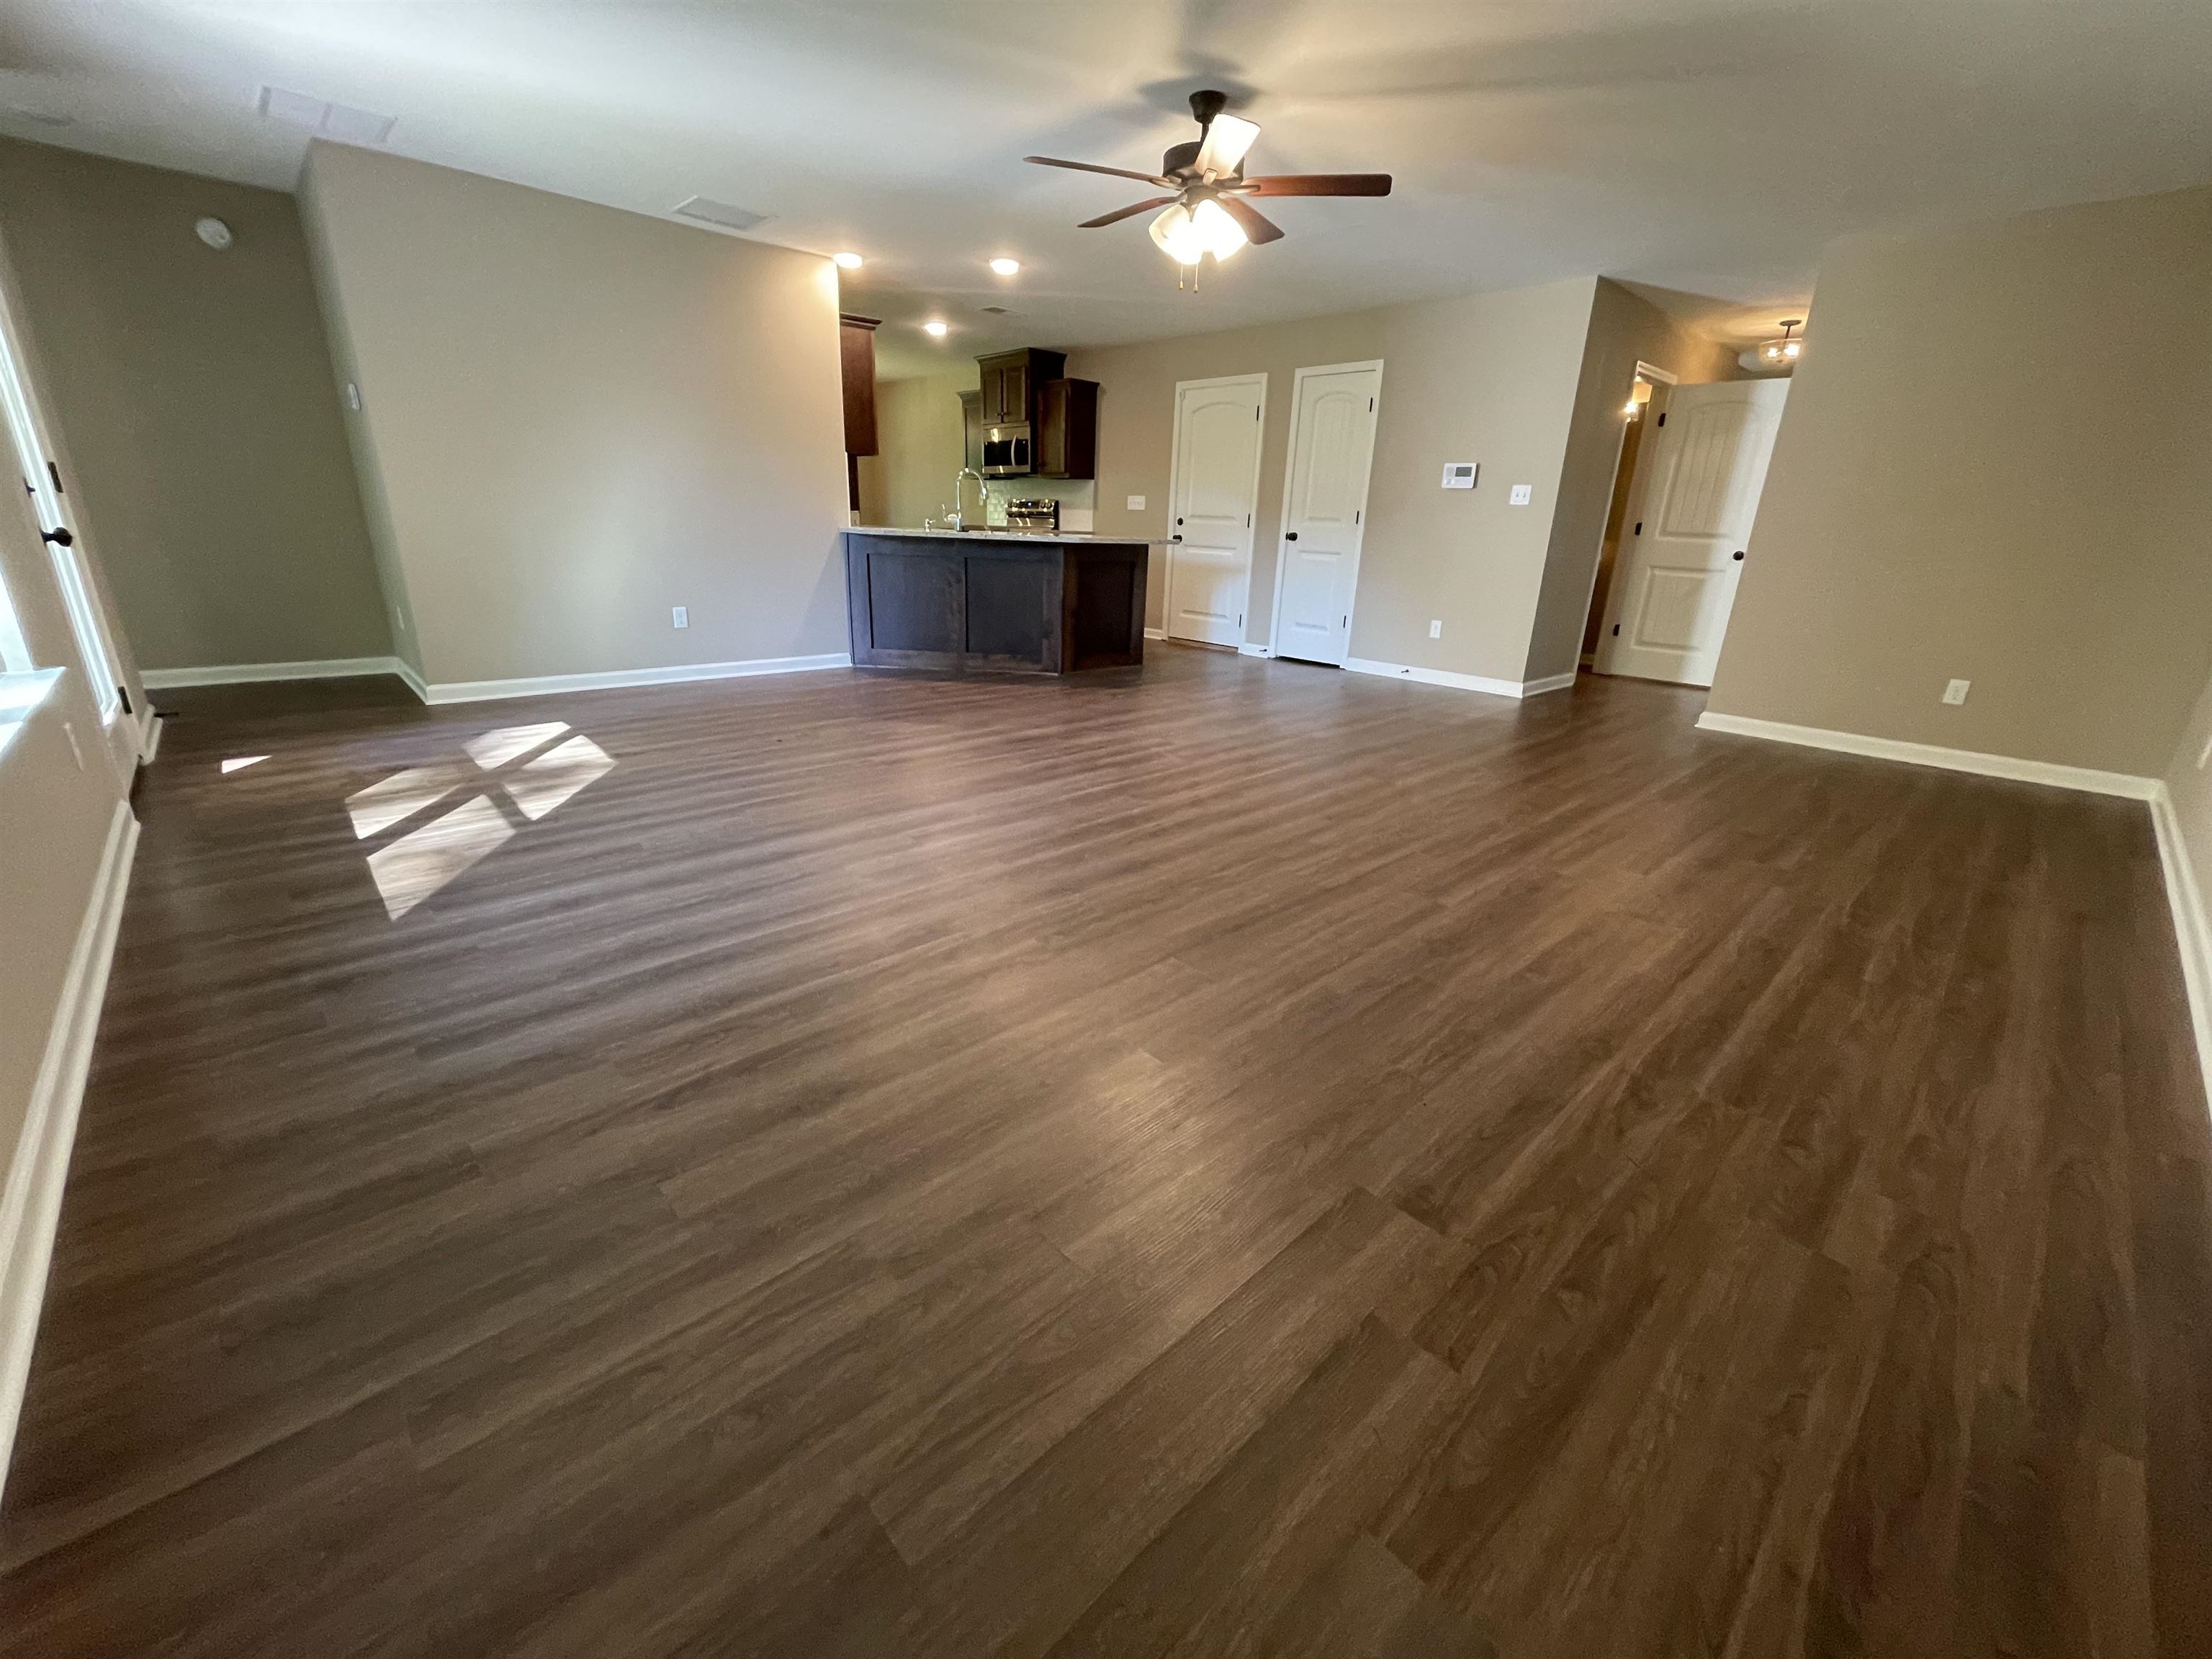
[3, 647, 2208, 1656]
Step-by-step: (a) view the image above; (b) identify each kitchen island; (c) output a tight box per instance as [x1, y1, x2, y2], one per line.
[844, 527, 1150, 675]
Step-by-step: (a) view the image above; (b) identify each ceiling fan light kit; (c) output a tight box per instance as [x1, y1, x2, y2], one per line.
[1026, 89, 1392, 286]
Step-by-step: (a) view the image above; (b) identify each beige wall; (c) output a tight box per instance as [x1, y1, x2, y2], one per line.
[298, 143, 849, 689]
[1708, 184, 2212, 777]
[0, 139, 390, 671]
[1071, 277, 1611, 683]
[865, 369, 976, 528]
[1522, 279, 1740, 682]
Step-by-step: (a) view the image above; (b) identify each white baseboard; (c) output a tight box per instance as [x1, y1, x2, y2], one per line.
[422, 652, 852, 706]
[2152, 785, 2212, 1112]
[138, 713, 161, 763]
[392, 657, 431, 704]
[1344, 657, 1568, 701]
[1693, 711, 2161, 800]
[140, 655, 408, 689]
[1237, 643, 1274, 659]
[1143, 627, 1168, 642]
[0, 798, 137, 1501]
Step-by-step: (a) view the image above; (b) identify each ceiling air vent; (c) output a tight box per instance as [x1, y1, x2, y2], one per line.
[977, 305, 1012, 315]
[258, 86, 395, 145]
[673, 197, 770, 233]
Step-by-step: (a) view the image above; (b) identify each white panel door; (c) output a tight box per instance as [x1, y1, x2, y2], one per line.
[1166, 374, 1265, 647]
[1272, 362, 1381, 666]
[1596, 378, 1788, 686]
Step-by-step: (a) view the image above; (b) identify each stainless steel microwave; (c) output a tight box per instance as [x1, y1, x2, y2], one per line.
[981, 423, 1033, 476]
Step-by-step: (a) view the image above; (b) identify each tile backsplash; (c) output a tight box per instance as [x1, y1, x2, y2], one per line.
[980, 478, 1096, 532]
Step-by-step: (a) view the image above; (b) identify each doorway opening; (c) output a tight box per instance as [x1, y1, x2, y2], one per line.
[1581, 364, 1672, 667]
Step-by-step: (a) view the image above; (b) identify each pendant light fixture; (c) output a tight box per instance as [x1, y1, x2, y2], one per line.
[1740, 319, 1805, 373]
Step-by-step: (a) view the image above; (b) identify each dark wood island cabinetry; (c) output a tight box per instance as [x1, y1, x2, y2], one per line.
[845, 529, 1148, 675]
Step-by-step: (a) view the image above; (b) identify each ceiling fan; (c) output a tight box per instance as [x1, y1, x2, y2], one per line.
[1025, 90, 1391, 273]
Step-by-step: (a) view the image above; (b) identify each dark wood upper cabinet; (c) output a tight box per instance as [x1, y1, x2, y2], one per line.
[976, 349, 1064, 428]
[839, 315, 879, 456]
[1036, 379, 1099, 480]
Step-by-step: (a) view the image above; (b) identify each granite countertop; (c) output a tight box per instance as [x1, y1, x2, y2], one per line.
[845, 525, 1162, 545]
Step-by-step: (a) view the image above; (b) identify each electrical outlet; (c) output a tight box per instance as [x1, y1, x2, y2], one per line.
[2197, 732, 2211, 770]
[392, 608, 405, 633]
[1509, 484, 1533, 505]
[671, 606, 689, 629]
[1429, 619, 1443, 639]
[1126, 494, 1146, 511]
[1943, 678, 1970, 705]
[343, 382, 361, 411]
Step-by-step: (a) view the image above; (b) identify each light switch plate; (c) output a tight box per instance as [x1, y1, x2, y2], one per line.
[1509, 484, 1533, 505]
[1429, 619, 1443, 639]
[1441, 462, 1477, 490]
[672, 606, 689, 629]
[343, 382, 361, 411]
[1126, 495, 1146, 511]
[1943, 678, 1970, 705]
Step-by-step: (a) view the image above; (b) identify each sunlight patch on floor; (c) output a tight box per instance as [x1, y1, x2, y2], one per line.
[346, 760, 465, 839]
[464, 721, 568, 770]
[365, 793, 516, 919]
[348, 722, 616, 919]
[502, 734, 615, 821]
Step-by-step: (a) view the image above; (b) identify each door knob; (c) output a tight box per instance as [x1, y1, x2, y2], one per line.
[1731, 550, 1745, 561]
[1285, 531, 1298, 541]
[41, 526, 73, 547]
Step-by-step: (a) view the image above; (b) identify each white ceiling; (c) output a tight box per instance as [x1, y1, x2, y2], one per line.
[5, 1, 2211, 377]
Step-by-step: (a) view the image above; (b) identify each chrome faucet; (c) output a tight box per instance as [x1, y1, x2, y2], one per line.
[950, 467, 986, 531]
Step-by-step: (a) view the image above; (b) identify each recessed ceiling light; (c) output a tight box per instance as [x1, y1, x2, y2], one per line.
[923, 320, 949, 338]
[833, 251, 863, 270]
[989, 258, 1020, 276]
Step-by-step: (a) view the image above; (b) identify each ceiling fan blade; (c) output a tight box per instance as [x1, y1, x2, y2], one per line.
[1079, 197, 1177, 229]
[1025, 156, 1174, 187]
[1242, 174, 1394, 197]
[1193, 112, 1261, 179]
[1215, 196, 1285, 245]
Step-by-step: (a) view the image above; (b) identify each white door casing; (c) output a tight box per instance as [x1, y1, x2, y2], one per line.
[1164, 373, 1266, 648]
[1269, 361, 1382, 666]
[1595, 378, 1789, 687]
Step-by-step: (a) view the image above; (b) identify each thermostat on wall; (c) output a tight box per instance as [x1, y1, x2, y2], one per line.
[1442, 462, 1478, 490]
